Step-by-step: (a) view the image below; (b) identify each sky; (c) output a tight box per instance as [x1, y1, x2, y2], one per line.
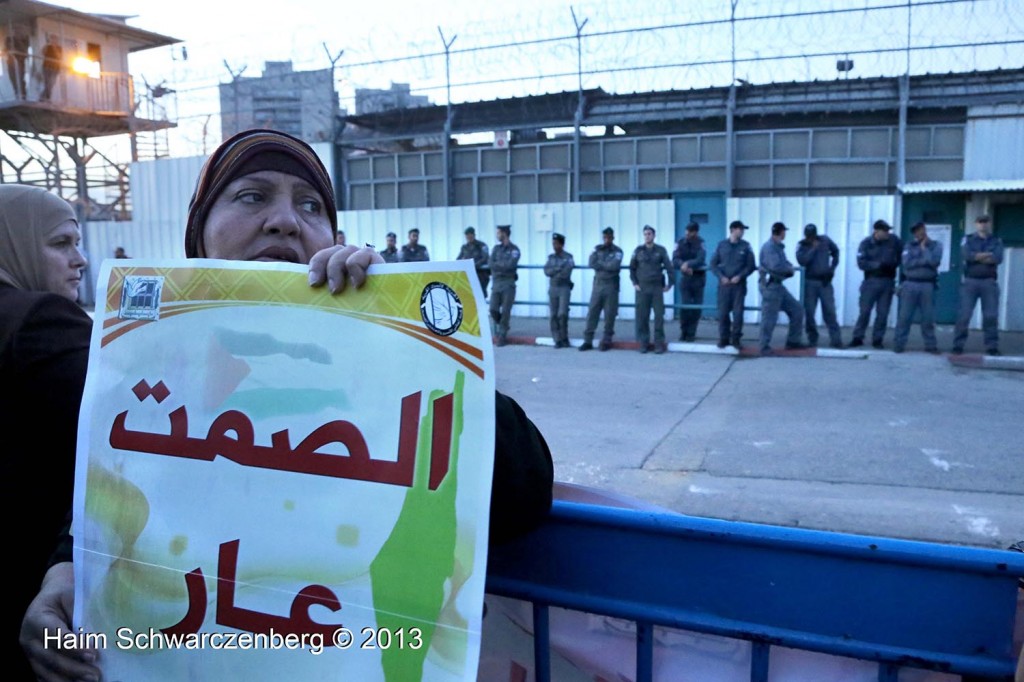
[49, 0, 1024, 159]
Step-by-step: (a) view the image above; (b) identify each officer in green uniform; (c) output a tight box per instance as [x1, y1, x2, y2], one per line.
[579, 227, 623, 351]
[543, 233, 574, 348]
[457, 226, 490, 296]
[489, 225, 520, 346]
[629, 225, 673, 354]
[379, 232, 399, 263]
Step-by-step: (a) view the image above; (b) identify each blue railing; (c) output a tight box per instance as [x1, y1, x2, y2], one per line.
[511, 264, 802, 313]
[486, 500, 1024, 682]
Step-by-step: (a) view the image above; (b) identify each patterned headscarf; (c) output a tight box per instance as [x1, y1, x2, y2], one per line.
[0, 184, 78, 291]
[185, 129, 337, 257]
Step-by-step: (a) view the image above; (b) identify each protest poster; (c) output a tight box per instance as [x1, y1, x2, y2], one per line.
[71, 259, 494, 681]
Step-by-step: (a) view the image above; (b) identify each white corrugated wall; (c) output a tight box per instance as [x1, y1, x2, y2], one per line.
[965, 105, 1024, 181]
[83, 155, 205, 283]
[82, 154, 1016, 333]
[336, 200, 676, 320]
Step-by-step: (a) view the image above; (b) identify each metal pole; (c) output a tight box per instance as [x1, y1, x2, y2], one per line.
[731, 0, 738, 85]
[905, 0, 912, 75]
[726, 85, 736, 198]
[223, 61, 246, 137]
[571, 7, 588, 203]
[322, 44, 344, 208]
[72, 137, 95, 305]
[438, 28, 456, 207]
[896, 0, 911, 228]
[726, 0, 739, 199]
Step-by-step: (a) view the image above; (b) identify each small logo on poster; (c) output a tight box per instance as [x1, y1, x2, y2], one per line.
[119, 275, 164, 320]
[420, 282, 463, 336]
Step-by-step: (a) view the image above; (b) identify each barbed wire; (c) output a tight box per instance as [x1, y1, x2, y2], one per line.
[121, 0, 1024, 156]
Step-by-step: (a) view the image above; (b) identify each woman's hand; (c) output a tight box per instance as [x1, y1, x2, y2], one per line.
[308, 245, 385, 294]
[21, 562, 101, 682]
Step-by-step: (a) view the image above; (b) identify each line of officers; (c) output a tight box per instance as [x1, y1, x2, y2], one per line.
[359, 215, 1006, 357]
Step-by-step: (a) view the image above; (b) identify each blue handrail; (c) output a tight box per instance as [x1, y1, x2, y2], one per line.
[486, 501, 1024, 681]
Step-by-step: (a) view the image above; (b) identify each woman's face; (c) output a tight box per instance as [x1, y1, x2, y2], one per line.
[202, 170, 333, 264]
[41, 219, 87, 300]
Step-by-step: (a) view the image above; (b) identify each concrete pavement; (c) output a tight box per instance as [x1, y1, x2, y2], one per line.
[493, 327, 1024, 549]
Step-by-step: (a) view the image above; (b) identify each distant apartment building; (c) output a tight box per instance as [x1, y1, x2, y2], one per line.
[354, 82, 430, 115]
[220, 61, 340, 143]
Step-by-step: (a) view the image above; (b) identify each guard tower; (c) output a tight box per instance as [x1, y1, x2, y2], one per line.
[0, 0, 178, 220]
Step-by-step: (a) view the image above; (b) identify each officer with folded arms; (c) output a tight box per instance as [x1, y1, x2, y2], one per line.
[952, 214, 1003, 356]
[893, 222, 942, 354]
[851, 219, 902, 349]
[672, 222, 707, 342]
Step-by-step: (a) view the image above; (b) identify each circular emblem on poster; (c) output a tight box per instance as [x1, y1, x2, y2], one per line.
[420, 282, 464, 336]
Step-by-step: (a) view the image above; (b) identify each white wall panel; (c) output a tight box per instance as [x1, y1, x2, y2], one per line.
[965, 105, 1024, 180]
[337, 200, 676, 321]
[89, 164, 1020, 336]
[729, 196, 897, 327]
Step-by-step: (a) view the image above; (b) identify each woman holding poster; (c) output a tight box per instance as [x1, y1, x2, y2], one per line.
[21, 130, 552, 681]
[0, 185, 91, 681]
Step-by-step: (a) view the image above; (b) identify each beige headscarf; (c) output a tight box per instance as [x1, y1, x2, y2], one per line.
[0, 184, 78, 291]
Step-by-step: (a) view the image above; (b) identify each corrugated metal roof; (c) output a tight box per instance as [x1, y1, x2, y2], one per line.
[898, 179, 1024, 194]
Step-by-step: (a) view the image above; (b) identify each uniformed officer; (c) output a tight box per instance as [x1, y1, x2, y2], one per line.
[796, 223, 843, 348]
[399, 228, 429, 262]
[759, 222, 807, 355]
[457, 226, 490, 296]
[335, 230, 346, 247]
[379, 231, 400, 263]
[709, 220, 757, 348]
[629, 225, 673, 354]
[544, 233, 575, 349]
[579, 227, 623, 351]
[851, 219, 903, 349]
[489, 224, 520, 346]
[952, 215, 1003, 355]
[894, 222, 942, 354]
[672, 222, 706, 342]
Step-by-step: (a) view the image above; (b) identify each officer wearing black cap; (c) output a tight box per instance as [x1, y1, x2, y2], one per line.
[629, 225, 673, 354]
[457, 226, 490, 296]
[953, 215, 1004, 355]
[580, 227, 623, 351]
[796, 223, 843, 348]
[709, 220, 757, 348]
[759, 222, 807, 355]
[544, 233, 575, 348]
[490, 224, 520, 346]
[851, 219, 903, 348]
[672, 222, 707, 342]
[893, 222, 941, 354]
[379, 231, 400, 263]
[400, 228, 429, 262]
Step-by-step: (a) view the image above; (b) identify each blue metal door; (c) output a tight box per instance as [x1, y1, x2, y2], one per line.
[901, 194, 966, 324]
[673, 192, 726, 320]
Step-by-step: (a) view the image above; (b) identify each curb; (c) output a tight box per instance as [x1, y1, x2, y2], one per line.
[501, 336, 1019, 365]
[501, 336, 869, 359]
[948, 354, 1024, 372]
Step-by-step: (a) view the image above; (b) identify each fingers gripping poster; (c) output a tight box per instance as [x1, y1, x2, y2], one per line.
[72, 260, 495, 681]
